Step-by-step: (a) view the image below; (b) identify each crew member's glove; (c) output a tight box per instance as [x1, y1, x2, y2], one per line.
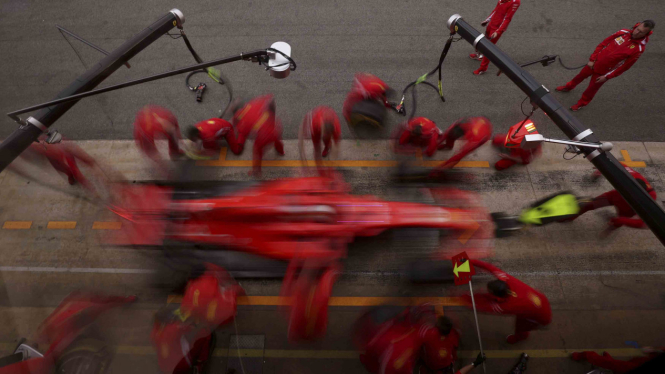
[481, 21, 489, 27]
[472, 352, 486, 367]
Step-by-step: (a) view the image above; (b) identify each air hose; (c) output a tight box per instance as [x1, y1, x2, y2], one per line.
[395, 33, 457, 119]
[176, 28, 233, 116]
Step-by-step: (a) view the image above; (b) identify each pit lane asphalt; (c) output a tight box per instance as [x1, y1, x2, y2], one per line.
[0, 0, 664, 142]
[1, 138, 665, 373]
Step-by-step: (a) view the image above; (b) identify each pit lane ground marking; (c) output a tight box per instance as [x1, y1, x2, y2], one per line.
[0, 342, 643, 359]
[46, 221, 77, 230]
[198, 147, 490, 168]
[91, 221, 122, 230]
[620, 150, 646, 168]
[2, 221, 32, 229]
[166, 295, 466, 307]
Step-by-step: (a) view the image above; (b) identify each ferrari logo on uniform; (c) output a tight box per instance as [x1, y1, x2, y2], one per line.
[439, 349, 448, 357]
[630, 45, 635, 49]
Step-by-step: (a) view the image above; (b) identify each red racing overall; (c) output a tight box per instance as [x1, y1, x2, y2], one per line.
[477, 0, 521, 72]
[28, 141, 96, 189]
[492, 119, 542, 171]
[233, 95, 285, 176]
[133, 105, 183, 162]
[437, 117, 492, 170]
[397, 117, 442, 157]
[560, 24, 652, 107]
[420, 326, 461, 372]
[571, 349, 664, 374]
[303, 106, 342, 158]
[342, 73, 392, 124]
[461, 260, 552, 344]
[193, 118, 243, 155]
[573, 166, 657, 229]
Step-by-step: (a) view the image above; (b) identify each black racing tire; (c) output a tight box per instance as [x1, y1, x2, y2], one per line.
[55, 338, 112, 374]
[349, 100, 387, 130]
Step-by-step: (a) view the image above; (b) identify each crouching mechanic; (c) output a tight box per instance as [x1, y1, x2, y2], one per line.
[299, 106, 342, 164]
[232, 94, 285, 177]
[492, 119, 542, 171]
[570, 347, 665, 374]
[186, 117, 243, 157]
[435, 117, 492, 172]
[462, 260, 552, 344]
[133, 105, 184, 163]
[343, 73, 394, 129]
[566, 165, 657, 229]
[395, 117, 443, 157]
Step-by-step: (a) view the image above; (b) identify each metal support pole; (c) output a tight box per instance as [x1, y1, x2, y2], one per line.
[0, 9, 184, 173]
[7, 51, 265, 118]
[468, 280, 486, 373]
[447, 14, 665, 245]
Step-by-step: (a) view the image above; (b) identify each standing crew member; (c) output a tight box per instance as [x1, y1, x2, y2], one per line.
[151, 264, 243, 374]
[186, 118, 243, 156]
[419, 315, 487, 374]
[299, 106, 342, 165]
[556, 21, 654, 111]
[420, 316, 461, 373]
[233, 94, 285, 177]
[470, 0, 521, 75]
[133, 105, 184, 163]
[436, 117, 492, 171]
[492, 120, 542, 171]
[395, 117, 442, 157]
[565, 165, 657, 229]
[461, 259, 552, 344]
[343, 73, 393, 126]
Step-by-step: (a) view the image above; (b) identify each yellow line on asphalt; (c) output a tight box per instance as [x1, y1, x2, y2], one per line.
[620, 150, 646, 168]
[46, 221, 77, 230]
[92, 221, 123, 230]
[200, 159, 488, 168]
[197, 148, 489, 168]
[167, 295, 466, 307]
[2, 221, 32, 229]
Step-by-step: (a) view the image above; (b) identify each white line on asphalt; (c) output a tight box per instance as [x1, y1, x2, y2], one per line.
[1, 267, 664, 277]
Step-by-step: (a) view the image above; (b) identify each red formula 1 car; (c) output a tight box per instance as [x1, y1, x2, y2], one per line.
[105, 175, 489, 341]
[107, 176, 483, 260]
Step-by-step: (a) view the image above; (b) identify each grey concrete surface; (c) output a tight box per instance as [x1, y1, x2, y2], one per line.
[1, 139, 665, 372]
[0, 0, 663, 144]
